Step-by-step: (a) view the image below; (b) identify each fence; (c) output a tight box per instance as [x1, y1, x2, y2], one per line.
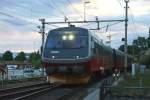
[100, 77, 150, 100]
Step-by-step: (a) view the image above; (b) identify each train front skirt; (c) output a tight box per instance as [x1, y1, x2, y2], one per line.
[47, 73, 91, 84]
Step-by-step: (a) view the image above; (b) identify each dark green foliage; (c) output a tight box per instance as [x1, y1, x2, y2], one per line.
[119, 36, 148, 55]
[118, 45, 139, 55]
[0, 55, 1, 60]
[118, 45, 124, 52]
[119, 36, 150, 64]
[140, 50, 150, 65]
[2, 51, 13, 61]
[29, 51, 42, 69]
[128, 45, 140, 55]
[133, 37, 147, 50]
[147, 36, 150, 48]
[15, 51, 26, 61]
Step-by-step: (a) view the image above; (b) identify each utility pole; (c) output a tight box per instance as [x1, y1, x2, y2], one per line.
[39, 18, 45, 76]
[124, 0, 129, 74]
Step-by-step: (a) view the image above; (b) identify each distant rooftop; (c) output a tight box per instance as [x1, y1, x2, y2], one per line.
[0, 61, 32, 65]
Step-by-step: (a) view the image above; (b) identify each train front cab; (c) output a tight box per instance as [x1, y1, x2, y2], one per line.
[43, 27, 92, 84]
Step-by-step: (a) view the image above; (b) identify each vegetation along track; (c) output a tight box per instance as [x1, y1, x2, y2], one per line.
[0, 82, 61, 100]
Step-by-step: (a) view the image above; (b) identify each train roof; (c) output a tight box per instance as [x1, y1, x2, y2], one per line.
[49, 27, 88, 32]
[48, 27, 89, 36]
[90, 31, 113, 52]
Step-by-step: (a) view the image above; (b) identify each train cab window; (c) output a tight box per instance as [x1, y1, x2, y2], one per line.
[46, 35, 88, 49]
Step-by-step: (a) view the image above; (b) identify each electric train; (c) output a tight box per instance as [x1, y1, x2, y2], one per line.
[42, 26, 132, 84]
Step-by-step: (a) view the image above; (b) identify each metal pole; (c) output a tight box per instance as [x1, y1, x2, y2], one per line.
[39, 18, 45, 76]
[124, 0, 129, 74]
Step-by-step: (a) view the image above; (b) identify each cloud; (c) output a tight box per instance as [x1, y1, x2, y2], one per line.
[0, 21, 41, 53]
[130, 0, 150, 15]
[0, 0, 149, 52]
[69, 0, 124, 18]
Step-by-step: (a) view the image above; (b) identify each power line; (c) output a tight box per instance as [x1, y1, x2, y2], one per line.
[129, 8, 139, 36]
[0, 11, 35, 24]
[116, 0, 125, 17]
[38, 0, 65, 18]
[0, 11, 54, 32]
[1, 0, 29, 10]
[0, 11, 38, 31]
[116, 0, 124, 7]
[49, 0, 68, 18]
[2, 0, 42, 18]
[48, 0, 78, 21]
[65, 0, 83, 19]
[1, 0, 64, 25]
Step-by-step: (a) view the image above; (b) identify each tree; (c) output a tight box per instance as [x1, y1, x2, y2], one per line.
[140, 49, 150, 66]
[147, 36, 150, 48]
[29, 52, 42, 69]
[118, 45, 139, 55]
[133, 37, 147, 50]
[118, 45, 124, 52]
[2, 51, 13, 61]
[0, 55, 2, 61]
[15, 51, 26, 61]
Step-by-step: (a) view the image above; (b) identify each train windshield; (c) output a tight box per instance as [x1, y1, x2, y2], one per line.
[46, 31, 88, 49]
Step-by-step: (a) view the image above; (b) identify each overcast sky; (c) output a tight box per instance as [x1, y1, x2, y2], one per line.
[0, 0, 149, 53]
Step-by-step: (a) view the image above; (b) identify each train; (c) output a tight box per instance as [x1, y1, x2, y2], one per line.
[42, 26, 132, 84]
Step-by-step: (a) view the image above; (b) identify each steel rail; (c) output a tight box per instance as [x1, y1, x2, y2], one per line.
[0, 82, 61, 100]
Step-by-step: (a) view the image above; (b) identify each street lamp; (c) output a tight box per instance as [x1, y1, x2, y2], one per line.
[84, 1, 90, 21]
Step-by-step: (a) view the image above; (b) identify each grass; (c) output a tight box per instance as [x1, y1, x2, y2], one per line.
[118, 68, 150, 87]
[110, 68, 150, 96]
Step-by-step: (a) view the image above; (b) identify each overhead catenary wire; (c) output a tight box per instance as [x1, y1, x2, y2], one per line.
[129, 8, 139, 37]
[0, 11, 35, 25]
[0, 11, 59, 30]
[0, 12, 37, 32]
[115, 0, 125, 17]
[0, 1, 61, 29]
[47, 0, 69, 20]
[1, 0, 60, 19]
[65, 0, 83, 19]
[116, 0, 124, 7]
[50, 0, 79, 21]
[38, 0, 65, 18]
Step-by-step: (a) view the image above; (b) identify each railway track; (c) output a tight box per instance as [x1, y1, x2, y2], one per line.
[0, 82, 61, 100]
[0, 75, 115, 100]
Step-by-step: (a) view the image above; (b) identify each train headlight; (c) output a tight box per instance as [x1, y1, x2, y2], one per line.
[62, 35, 67, 40]
[68, 34, 74, 40]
